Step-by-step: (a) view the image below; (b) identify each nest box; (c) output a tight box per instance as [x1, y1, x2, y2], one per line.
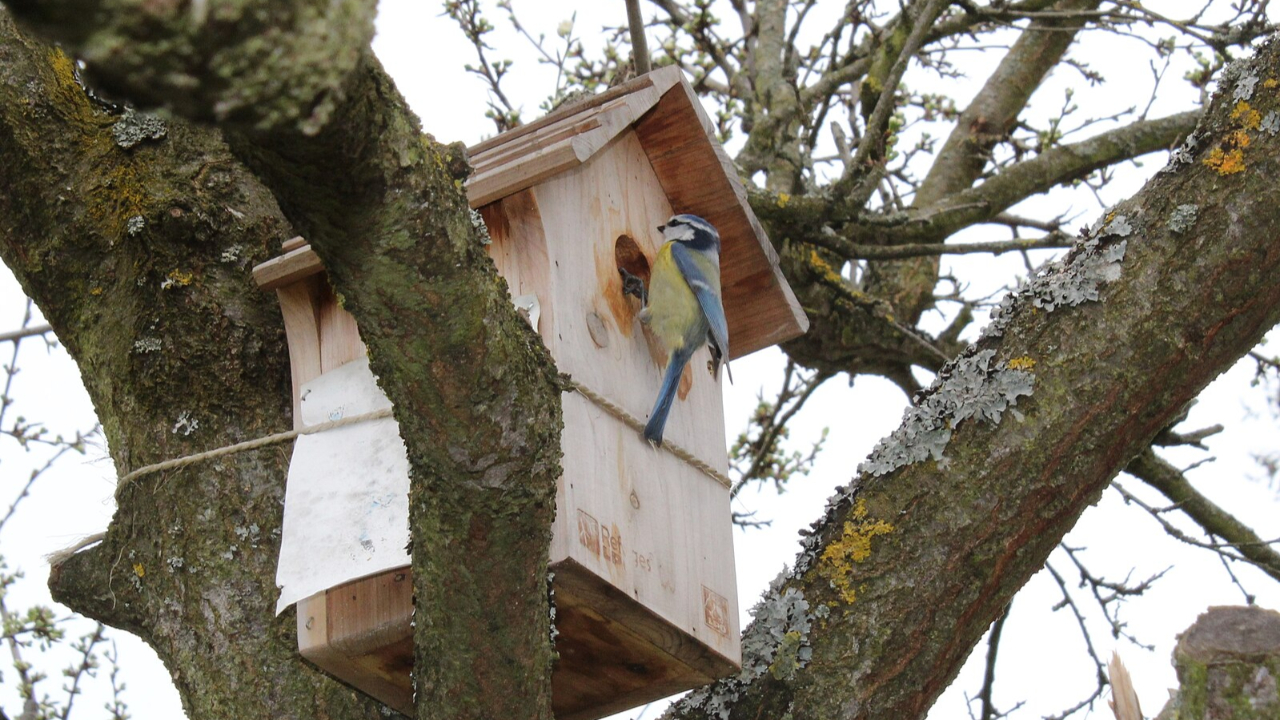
[253, 66, 807, 720]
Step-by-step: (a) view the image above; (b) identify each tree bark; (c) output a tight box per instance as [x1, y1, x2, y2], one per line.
[0, 5, 562, 719]
[669, 39, 1280, 720]
[1161, 606, 1280, 720]
[0, 13, 386, 719]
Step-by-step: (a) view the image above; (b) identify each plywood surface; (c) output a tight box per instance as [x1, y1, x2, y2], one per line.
[552, 559, 737, 720]
[553, 391, 741, 666]
[466, 66, 807, 362]
[297, 561, 735, 720]
[529, 131, 729, 464]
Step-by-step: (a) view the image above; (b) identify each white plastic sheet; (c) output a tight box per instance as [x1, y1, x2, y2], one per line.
[274, 357, 411, 614]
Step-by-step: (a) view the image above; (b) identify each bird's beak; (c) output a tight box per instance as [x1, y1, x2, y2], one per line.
[656, 224, 665, 232]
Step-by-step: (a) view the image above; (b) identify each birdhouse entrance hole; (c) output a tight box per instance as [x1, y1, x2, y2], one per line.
[614, 234, 650, 288]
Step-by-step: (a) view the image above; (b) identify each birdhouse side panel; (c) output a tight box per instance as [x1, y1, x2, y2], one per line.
[480, 190, 556, 348]
[274, 278, 325, 429]
[552, 391, 741, 666]
[530, 129, 728, 465]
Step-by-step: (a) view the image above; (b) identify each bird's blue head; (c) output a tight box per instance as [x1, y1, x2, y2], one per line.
[658, 214, 720, 252]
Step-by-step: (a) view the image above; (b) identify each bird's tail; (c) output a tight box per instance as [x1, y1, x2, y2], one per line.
[644, 347, 694, 447]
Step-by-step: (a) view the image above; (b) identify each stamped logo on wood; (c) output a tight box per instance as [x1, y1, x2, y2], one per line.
[702, 586, 731, 638]
[577, 509, 600, 556]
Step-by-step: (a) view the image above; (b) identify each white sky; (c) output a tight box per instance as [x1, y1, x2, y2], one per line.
[2, 2, 1278, 719]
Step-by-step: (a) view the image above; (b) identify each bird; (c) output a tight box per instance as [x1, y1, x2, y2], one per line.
[635, 213, 730, 447]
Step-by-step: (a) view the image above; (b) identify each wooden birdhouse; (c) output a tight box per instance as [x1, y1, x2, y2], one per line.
[253, 66, 807, 720]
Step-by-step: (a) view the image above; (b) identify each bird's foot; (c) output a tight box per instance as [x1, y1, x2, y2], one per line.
[619, 267, 648, 306]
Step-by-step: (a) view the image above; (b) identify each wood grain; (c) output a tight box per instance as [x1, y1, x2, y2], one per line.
[252, 244, 323, 291]
[296, 570, 414, 716]
[552, 559, 738, 720]
[465, 65, 808, 361]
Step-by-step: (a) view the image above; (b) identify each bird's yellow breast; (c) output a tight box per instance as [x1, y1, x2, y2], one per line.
[642, 243, 702, 352]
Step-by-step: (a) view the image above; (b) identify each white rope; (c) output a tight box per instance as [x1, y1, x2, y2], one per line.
[117, 407, 395, 485]
[116, 382, 731, 490]
[567, 380, 732, 489]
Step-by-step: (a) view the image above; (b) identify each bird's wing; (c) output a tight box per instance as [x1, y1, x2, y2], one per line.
[670, 242, 729, 360]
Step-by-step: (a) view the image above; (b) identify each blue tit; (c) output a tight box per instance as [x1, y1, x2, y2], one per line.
[639, 213, 730, 447]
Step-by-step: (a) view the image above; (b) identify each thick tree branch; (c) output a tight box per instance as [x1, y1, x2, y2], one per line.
[755, 110, 1196, 257]
[914, 0, 1101, 208]
[905, 111, 1199, 242]
[673, 39, 1280, 719]
[0, 14, 387, 719]
[215, 46, 563, 720]
[4, 0, 377, 134]
[754, 110, 1192, 383]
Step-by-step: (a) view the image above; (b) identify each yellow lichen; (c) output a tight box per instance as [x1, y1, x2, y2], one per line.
[809, 250, 842, 284]
[1203, 147, 1246, 175]
[777, 192, 791, 208]
[1265, 78, 1279, 89]
[89, 287, 103, 296]
[166, 269, 194, 287]
[817, 498, 895, 604]
[133, 563, 145, 578]
[1007, 356, 1036, 371]
[1231, 101, 1263, 130]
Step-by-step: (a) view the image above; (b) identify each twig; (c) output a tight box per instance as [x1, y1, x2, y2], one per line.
[978, 603, 1010, 720]
[1044, 561, 1110, 720]
[625, 0, 651, 74]
[0, 324, 52, 343]
[1125, 449, 1280, 583]
[838, 234, 1073, 260]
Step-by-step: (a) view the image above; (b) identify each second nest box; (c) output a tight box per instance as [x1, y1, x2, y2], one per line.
[256, 66, 807, 720]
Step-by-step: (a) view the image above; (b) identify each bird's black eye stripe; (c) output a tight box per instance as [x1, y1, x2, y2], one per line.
[668, 218, 683, 226]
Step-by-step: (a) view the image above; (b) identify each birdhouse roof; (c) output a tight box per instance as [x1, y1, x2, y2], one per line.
[465, 66, 808, 359]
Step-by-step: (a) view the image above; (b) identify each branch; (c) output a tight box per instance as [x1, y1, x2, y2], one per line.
[649, 0, 745, 95]
[0, 14, 384, 720]
[975, 603, 1018, 720]
[847, 0, 951, 204]
[1125, 449, 1280, 584]
[0, 324, 52, 343]
[4, 0, 378, 133]
[626, 0, 652, 74]
[914, 0, 1102, 208]
[817, 233, 1074, 261]
[2, 5, 563, 719]
[672, 42, 1280, 719]
[870, 110, 1200, 246]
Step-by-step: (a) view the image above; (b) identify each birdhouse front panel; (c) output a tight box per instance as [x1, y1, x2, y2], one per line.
[479, 126, 741, 684]
[530, 129, 728, 458]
